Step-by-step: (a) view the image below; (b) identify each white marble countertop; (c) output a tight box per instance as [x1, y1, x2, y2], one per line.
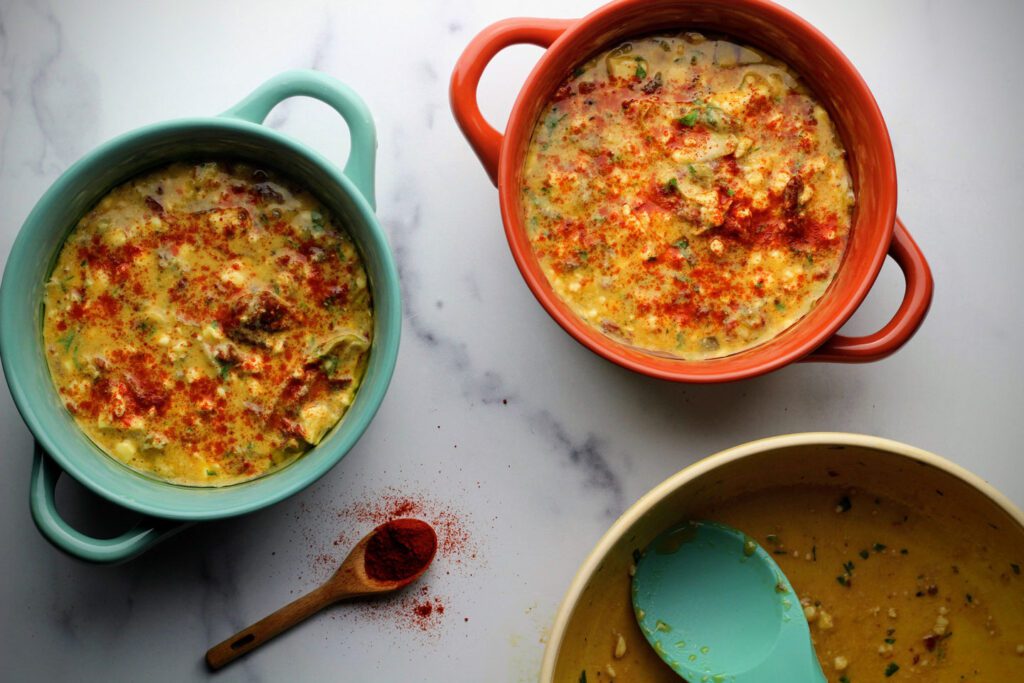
[1, 0, 1022, 680]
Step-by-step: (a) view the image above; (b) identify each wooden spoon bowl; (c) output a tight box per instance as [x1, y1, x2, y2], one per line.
[206, 518, 437, 670]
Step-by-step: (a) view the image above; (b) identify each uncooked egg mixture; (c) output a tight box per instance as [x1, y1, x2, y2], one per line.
[522, 33, 854, 359]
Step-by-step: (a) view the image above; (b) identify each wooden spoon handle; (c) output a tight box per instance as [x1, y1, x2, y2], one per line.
[205, 584, 338, 670]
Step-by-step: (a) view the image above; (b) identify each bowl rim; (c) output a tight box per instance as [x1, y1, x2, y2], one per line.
[539, 431, 1024, 679]
[496, 0, 897, 382]
[0, 115, 402, 520]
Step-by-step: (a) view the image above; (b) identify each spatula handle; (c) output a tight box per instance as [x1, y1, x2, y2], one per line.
[205, 584, 337, 670]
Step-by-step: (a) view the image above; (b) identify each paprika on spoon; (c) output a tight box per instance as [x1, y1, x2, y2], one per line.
[205, 518, 437, 670]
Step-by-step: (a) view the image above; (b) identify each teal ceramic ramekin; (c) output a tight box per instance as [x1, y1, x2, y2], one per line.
[0, 70, 401, 564]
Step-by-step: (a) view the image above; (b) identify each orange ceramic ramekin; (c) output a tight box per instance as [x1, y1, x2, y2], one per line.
[450, 0, 933, 382]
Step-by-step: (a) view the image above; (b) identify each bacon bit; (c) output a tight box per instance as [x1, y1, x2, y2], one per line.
[124, 371, 169, 410]
[551, 83, 574, 102]
[252, 183, 284, 204]
[783, 176, 804, 217]
[250, 291, 292, 331]
[145, 196, 164, 215]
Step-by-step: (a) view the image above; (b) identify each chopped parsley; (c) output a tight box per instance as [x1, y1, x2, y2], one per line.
[678, 109, 700, 127]
[837, 495, 852, 512]
[57, 331, 77, 352]
[665, 177, 680, 193]
[884, 663, 900, 677]
[634, 57, 647, 79]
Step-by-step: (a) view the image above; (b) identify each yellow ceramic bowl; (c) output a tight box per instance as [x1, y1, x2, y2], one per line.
[542, 433, 1024, 681]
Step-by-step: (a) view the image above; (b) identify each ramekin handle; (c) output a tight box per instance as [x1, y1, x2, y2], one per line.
[30, 443, 187, 564]
[450, 18, 574, 186]
[221, 69, 377, 209]
[806, 217, 933, 363]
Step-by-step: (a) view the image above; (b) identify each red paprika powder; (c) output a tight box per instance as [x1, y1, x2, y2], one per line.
[364, 518, 437, 582]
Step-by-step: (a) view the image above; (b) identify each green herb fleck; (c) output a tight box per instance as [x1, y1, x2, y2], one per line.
[674, 237, 689, 250]
[966, 593, 973, 603]
[884, 663, 900, 677]
[885, 637, 896, 644]
[774, 300, 786, 312]
[579, 671, 587, 683]
[900, 548, 909, 555]
[546, 113, 568, 131]
[206, 469, 218, 477]
[678, 110, 700, 127]
[873, 542, 887, 552]
[572, 66, 585, 78]
[665, 177, 680, 193]
[725, 187, 736, 196]
[57, 331, 77, 352]
[217, 360, 235, 380]
[843, 560, 855, 573]
[840, 677, 851, 683]
[634, 57, 647, 79]
[837, 495, 852, 512]
[859, 549, 870, 560]
[811, 545, 817, 561]
[632, 548, 642, 564]
[1012, 563, 1021, 575]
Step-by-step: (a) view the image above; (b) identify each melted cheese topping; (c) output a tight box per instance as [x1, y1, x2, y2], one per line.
[522, 34, 855, 359]
[43, 161, 373, 486]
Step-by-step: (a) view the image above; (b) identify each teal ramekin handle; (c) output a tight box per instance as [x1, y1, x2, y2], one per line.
[220, 69, 377, 209]
[30, 443, 188, 564]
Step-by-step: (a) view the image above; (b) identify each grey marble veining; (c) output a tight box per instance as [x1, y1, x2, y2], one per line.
[1, 0, 1023, 681]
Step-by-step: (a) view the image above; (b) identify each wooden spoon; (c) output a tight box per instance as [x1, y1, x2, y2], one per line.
[206, 518, 437, 670]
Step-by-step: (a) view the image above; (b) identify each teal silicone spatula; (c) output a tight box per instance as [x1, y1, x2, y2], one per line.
[631, 520, 827, 683]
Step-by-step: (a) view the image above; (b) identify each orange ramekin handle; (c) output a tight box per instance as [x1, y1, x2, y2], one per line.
[450, 18, 574, 186]
[806, 217, 933, 363]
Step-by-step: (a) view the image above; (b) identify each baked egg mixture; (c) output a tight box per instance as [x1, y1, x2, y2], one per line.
[43, 161, 373, 486]
[522, 33, 855, 359]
